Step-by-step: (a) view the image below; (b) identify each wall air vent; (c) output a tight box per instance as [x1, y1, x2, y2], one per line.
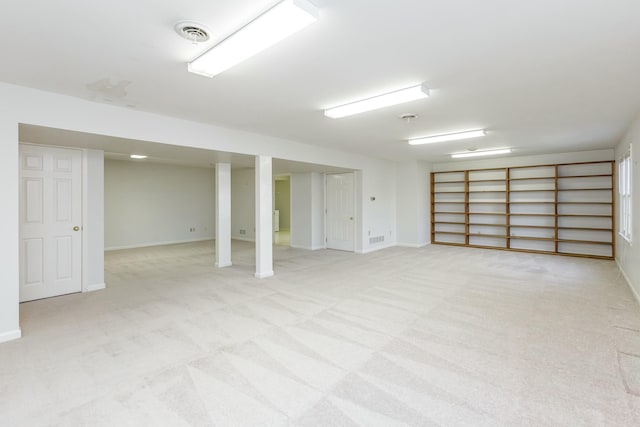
[369, 236, 385, 244]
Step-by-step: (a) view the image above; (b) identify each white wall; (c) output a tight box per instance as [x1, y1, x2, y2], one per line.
[360, 163, 398, 253]
[231, 168, 255, 241]
[290, 172, 325, 250]
[433, 149, 614, 172]
[275, 179, 291, 230]
[290, 173, 312, 248]
[0, 119, 20, 343]
[616, 112, 640, 304]
[84, 149, 105, 290]
[104, 160, 215, 250]
[311, 172, 325, 249]
[0, 82, 401, 341]
[396, 160, 431, 247]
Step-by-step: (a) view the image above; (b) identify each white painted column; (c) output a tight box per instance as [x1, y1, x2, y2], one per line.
[255, 155, 274, 278]
[0, 118, 21, 343]
[215, 163, 232, 268]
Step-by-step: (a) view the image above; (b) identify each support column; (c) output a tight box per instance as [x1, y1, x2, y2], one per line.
[215, 163, 232, 268]
[255, 155, 274, 278]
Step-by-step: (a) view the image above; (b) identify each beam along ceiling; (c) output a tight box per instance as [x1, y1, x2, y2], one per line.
[3, 0, 640, 162]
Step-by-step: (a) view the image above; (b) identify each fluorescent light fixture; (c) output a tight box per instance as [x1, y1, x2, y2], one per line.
[408, 129, 486, 145]
[130, 154, 148, 159]
[451, 148, 512, 159]
[324, 84, 429, 119]
[188, 0, 318, 77]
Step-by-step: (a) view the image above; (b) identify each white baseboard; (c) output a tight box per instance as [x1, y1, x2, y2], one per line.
[396, 242, 430, 248]
[255, 271, 274, 279]
[105, 237, 214, 251]
[616, 259, 640, 306]
[290, 244, 326, 251]
[85, 283, 106, 292]
[358, 242, 396, 254]
[0, 328, 22, 344]
[232, 236, 255, 243]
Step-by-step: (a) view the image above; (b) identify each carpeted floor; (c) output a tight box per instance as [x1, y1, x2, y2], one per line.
[1, 241, 639, 426]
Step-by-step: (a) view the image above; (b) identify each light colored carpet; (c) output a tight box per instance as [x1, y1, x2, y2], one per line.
[1, 241, 640, 426]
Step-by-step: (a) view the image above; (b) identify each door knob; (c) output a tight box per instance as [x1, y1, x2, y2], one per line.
[349, 217, 354, 220]
[73, 226, 80, 231]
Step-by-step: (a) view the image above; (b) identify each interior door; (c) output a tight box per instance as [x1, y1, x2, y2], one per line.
[326, 172, 355, 251]
[20, 145, 83, 302]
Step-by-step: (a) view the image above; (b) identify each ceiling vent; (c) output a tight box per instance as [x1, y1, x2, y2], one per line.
[175, 21, 210, 43]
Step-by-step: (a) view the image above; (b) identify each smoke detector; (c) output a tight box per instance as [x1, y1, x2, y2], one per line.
[175, 21, 210, 43]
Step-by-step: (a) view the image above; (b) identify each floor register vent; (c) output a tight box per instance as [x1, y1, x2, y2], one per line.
[369, 236, 385, 244]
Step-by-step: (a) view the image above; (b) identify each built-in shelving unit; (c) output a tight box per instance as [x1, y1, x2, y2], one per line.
[430, 161, 614, 259]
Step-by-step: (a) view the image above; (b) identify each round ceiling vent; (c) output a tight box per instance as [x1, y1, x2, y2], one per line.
[175, 21, 210, 43]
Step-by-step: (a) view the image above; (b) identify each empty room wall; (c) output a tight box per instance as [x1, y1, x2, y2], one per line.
[396, 160, 431, 247]
[616, 112, 640, 303]
[290, 172, 325, 250]
[275, 179, 291, 230]
[104, 159, 215, 250]
[231, 168, 255, 241]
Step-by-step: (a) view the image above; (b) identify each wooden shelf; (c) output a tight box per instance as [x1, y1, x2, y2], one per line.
[468, 179, 506, 183]
[509, 236, 555, 241]
[433, 231, 466, 236]
[509, 189, 555, 192]
[468, 201, 506, 204]
[558, 174, 612, 179]
[509, 176, 555, 181]
[557, 201, 611, 205]
[510, 201, 555, 204]
[509, 213, 556, 217]
[431, 160, 615, 259]
[557, 187, 612, 191]
[468, 212, 507, 216]
[510, 224, 555, 229]
[558, 214, 612, 218]
[558, 226, 612, 231]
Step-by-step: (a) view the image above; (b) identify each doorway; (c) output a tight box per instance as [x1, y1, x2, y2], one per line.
[19, 144, 83, 302]
[274, 175, 291, 246]
[326, 172, 355, 251]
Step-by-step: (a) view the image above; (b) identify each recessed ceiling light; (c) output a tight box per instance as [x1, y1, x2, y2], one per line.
[188, 0, 319, 77]
[450, 148, 511, 158]
[408, 129, 486, 145]
[130, 154, 148, 159]
[324, 84, 429, 119]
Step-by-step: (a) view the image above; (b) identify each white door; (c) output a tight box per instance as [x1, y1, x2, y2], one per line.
[20, 145, 83, 302]
[326, 173, 355, 251]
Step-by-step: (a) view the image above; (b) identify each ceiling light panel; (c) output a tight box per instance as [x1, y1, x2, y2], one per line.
[324, 84, 429, 119]
[130, 154, 148, 159]
[188, 0, 318, 77]
[450, 148, 511, 158]
[408, 129, 486, 145]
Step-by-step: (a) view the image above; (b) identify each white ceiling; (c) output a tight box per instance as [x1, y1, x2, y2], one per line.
[4, 0, 640, 163]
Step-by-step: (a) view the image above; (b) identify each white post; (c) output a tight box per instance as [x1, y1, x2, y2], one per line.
[215, 163, 232, 268]
[255, 155, 274, 278]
